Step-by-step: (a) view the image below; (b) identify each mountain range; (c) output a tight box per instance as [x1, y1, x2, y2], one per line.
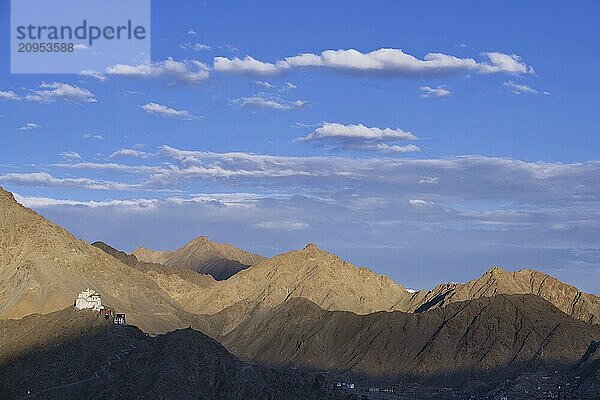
[0, 186, 599, 399]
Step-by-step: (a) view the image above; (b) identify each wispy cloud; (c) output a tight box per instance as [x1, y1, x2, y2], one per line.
[109, 148, 149, 159]
[59, 151, 82, 161]
[17, 122, 41, 131]
[255, 81, 297, 91]
[0, 90, 20, 101]
[0, 172, 137, 190]
[233, 95, 308, 110]
[503, 80, 539, 95]
[106, 57, 209, 84]
[79, 69, 107, 81]
[254, 221, 310, 231]
[141, 102, 196, 119]
[420, 85, 451, 98]
[214, 48, 534, 76]
[26, 82, 97, 103]
[179, 42, 211, 51]
[2, 83, 97, 103]
[83, 132, 104, 141]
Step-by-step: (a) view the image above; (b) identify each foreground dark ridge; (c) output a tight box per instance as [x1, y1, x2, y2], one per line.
[0, 308, 352, 400]
[216, 295, 600, 396]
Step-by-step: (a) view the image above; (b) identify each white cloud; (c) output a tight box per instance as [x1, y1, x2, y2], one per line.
[409, 199, 433, 206]
[479, 52, 534, 74]
[420, 85, 451, 98]
[83, 132, 104, 140]
[214, 55, 279, 74]
[187, 29, 196, 36]
[24, 82, 97, 103]
[300, 123, 417, 141]
[17, 122, 40, 131]
[296, 122, 419, 153]
[0, 90, 20, 101]
[255, 81, 297, 92]
[50, 161, 160, 174]
[214, 48, 533, 76]
[255, 80, 275, 89]
[141, 102, 196, 119]
[254, 221, 310, 231]
[233, 95, 307, 110]
[106, 58, 210, 83]
[0, 172, 136, 190]
[59, 151, 82, 161]
[179, 42, 211, 51]
[419, 176, 439, 184]
[2, 83, 96, 103]
[357, 143, 421, 153]
[79, 69, 107, 81]
[109, 149, 149, 159]
[14, 194, 159, 210]
[503, 80, 539, 95]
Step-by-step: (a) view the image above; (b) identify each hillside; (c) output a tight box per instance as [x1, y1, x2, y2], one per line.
[0, 187, 190, 333]
[134, 236, 265, 280]
[177, 243, 412, 318]
[221, 294, 600, 388]
[92, 241, 215, 303]
[402, 266, 600, 324]
[0, 307, 352, 400]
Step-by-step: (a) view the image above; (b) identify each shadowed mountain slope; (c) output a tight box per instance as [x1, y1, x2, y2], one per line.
[133, 236, 265, 280]
[0, 308, 352, 400]
[221, 295, 600, 387]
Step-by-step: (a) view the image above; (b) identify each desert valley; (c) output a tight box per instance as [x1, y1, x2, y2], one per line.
[0, 185, 598, 399]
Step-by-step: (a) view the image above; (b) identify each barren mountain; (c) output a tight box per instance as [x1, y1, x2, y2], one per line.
[0, 308, 352, 400]
[93, 241, 215, 303]
[222, 294, 600, 388]
[177, 243, 412, 318]
[0, 187, 190, 333]
[133, 236, 265, 280]
[403, 266, 600, 324]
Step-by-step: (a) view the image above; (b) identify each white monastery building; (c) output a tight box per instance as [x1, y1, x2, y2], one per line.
[74, 288, 104, 311]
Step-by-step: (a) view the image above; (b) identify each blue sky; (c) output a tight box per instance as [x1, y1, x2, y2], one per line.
[1, 1, 599, 292]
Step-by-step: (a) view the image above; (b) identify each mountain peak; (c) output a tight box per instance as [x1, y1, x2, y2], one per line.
[486, 266, 505, 275]
[186, 235, 210, 246]
[0, 187, 16, 204]
[134, 235, 265, 280]
[303, 243, 320, 252]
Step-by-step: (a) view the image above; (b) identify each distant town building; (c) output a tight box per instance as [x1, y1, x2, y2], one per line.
[114, 313, 127, 325]
[74, 288, 103, 311]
